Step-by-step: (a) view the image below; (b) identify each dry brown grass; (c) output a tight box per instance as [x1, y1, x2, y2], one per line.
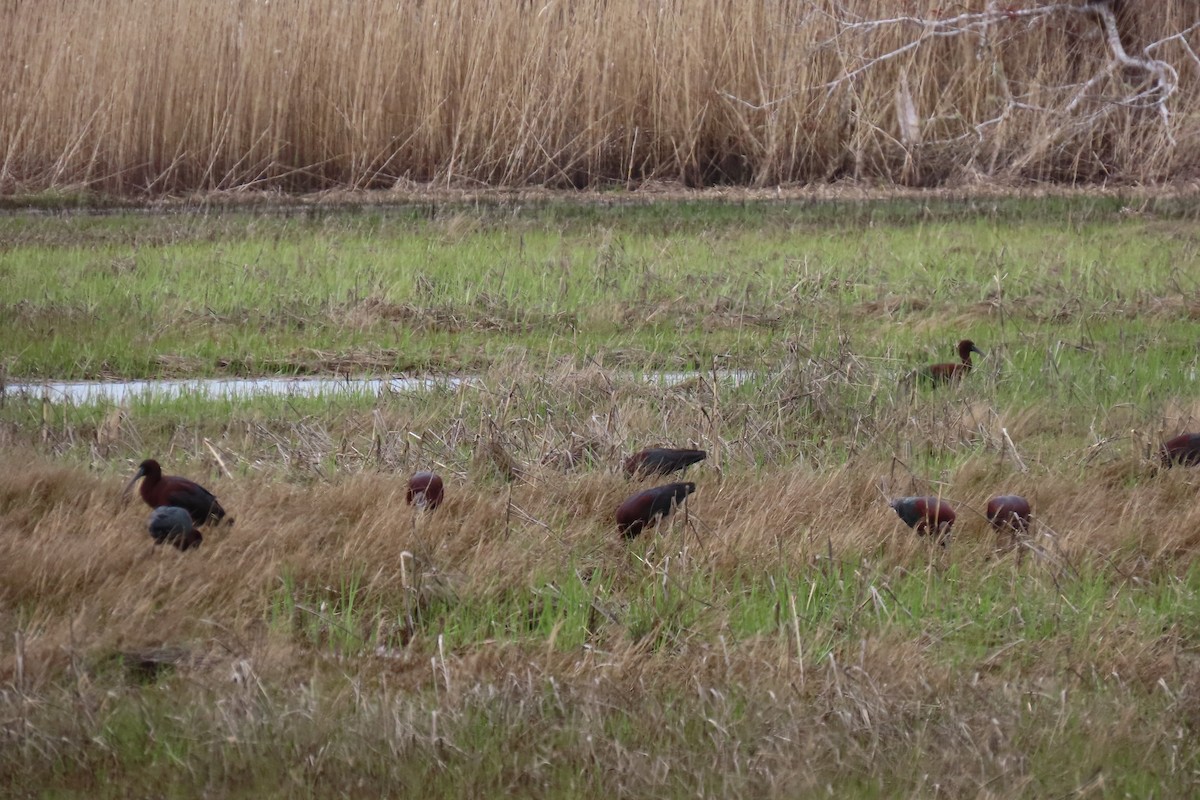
[5, 397, 1200, 796]
[2, 1, 1198, 195]
[6, 330, 1200, 793]
[2, 430, 1197, 666]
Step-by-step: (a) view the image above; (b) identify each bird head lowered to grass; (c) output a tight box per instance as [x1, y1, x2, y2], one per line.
[406, 471, 445, 510]
[889, 495, 956, 544]
[616, 482, 696, 539]
[1160, 433, 1200, 467]
[624, 447, 707, 477]
[986, 494, 1032, 533]
[147, 505, 203, 551]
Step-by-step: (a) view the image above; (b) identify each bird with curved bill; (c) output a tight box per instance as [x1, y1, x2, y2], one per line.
[925, 339, 984, 384]
[124, 459, 228, 527]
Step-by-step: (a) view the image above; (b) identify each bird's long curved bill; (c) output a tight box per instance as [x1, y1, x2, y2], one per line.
[121, 468, 144, 499]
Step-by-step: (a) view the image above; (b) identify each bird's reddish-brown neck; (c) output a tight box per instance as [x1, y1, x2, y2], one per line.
[138, 462, 163, 503]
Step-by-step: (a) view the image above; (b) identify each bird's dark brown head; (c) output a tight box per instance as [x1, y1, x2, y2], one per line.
[957, 340, 983, 362]
[123, 459, 162, 497]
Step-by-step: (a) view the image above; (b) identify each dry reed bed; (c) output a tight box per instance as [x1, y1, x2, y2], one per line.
[2, 1, 1198, 194]
[4, 628, 1182, 796]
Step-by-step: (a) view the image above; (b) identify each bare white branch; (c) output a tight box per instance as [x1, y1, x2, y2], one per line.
[1091, 3, 1178, 142]
[1145, 21, 1200, 92]
[812, 1, 1192, 152]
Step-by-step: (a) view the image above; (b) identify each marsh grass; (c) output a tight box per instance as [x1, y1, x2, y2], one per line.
[3, 443, 1200, 796]
[5, 355, 1200, 794]
[3, 196, 1200, 380]
[5, 198, 1200, 795]
[2, 1, 1199, 194]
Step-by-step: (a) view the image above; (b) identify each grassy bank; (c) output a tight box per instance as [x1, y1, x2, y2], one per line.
[2, 427, 1200, 796]
[3, 194, 1200, 380]
[4, 196, 1200, 796]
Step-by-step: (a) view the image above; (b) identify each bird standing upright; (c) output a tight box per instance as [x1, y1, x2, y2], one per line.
[616, 482, 697, 539]
[124, 459, 227, 527]
[925, 339, 984, 384]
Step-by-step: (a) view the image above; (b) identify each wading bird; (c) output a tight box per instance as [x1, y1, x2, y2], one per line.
[624, 447, 707, 477]
[124, 459, 227, 526]
[406, 471, 444, 510]
[926, 339, 984, 384]
[147, 506, 203, 551]
[986, 494, 1032, 533]
[616, 482, 696, 539]
[890, 496, 956, 542]
[1160, 433, 1200, 467]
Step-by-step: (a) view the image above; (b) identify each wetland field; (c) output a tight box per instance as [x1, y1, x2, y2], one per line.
[3, 194, 1200, 797]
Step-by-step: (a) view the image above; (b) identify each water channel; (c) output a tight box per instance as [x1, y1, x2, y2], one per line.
[3, 371, 751, 405]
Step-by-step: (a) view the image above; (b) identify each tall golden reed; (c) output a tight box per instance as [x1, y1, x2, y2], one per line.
[1, 0, 1197, 194]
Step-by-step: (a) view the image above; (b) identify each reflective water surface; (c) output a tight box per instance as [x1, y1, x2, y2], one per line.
[4, 371, 750, 405]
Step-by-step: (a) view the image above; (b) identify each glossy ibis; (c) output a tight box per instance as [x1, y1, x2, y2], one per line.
[986, 494, 1032, 533]
[1160, 433, 1200, 467]
[406, 471, 444, 510]
[616, 482, 696, 539]
[890, 496, 956, 542]
[925, 340, 984, 384]
[624, 447, 707, 477]
[124, 459, 227, 526]
[147, 506, 203, 551]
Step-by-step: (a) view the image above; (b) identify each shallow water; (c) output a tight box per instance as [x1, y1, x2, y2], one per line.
[2, 375, 470, 404]
[3, 371, 749, 405]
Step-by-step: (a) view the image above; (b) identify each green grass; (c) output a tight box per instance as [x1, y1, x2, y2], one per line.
[264, 554, 1200, 673]
[3, 196, 1200, 380]
[6, 195, 1200, 797]
[6, 555, 1198, 797]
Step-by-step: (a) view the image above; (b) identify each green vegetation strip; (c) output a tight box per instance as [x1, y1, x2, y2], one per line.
[2, 196, 1199, 379]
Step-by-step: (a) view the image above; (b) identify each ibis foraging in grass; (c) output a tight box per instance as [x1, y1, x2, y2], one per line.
[406, 471, 445, 510]
[147, 506, 204, 551]
[890, 496, 956, 543]
[1160, 433, 1200, 467]
[986, 494, 1032, 533]
[616, 482, 696, 539]
[624, 447, 707, 477]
